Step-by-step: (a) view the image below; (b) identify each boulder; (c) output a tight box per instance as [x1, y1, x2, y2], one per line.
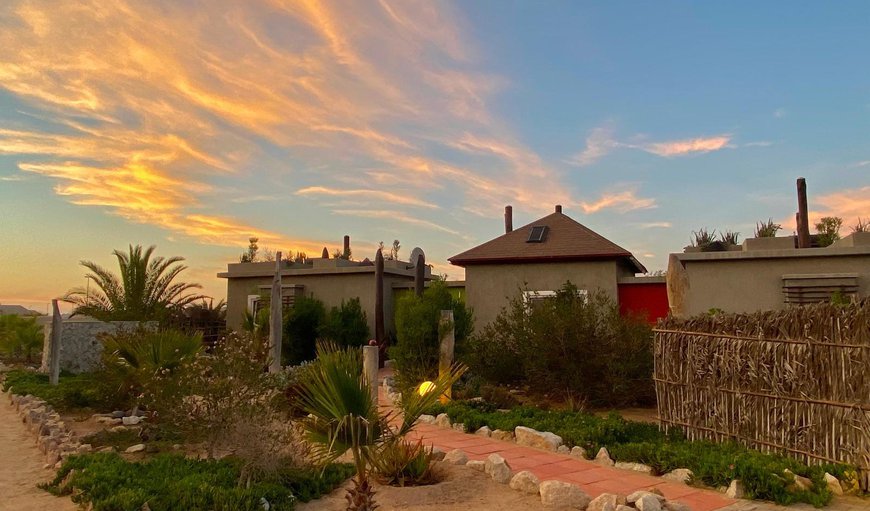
[467, 460, 486, 472]
[539, 480, 591, 509]
[570, 446, 587, 459]
[594, 447, 614, 466]
[475, 426, 492, 437]
[121, 415, 143, 426]
[615, 462, 653, 474]
[515, 426, 563, 451]
[627, 491, 665, 504]
[663, 502, 691, 511]
[434, 413, 452, 428]
[635, 495, 662, 511]
[486, 454, 513, 484]
[417, 414, 436, 425]
[824, 472, 843, 496]
[587, 492, 620, 511]
[557, 445, 571, 454]
[726, 479, 745, 499]
[429, 447, 446, 461]
[109, 425, 128, 434]
[491, 429, 514, 442]
[452, 423, 466, 433]
[509, 471, 540, 494]
[111, 410, 126, 419]
[662, 468, 693, 484]
[784, 469, 812, 492]
[443, 449, 468, 465]
[125, 443, 146, 454]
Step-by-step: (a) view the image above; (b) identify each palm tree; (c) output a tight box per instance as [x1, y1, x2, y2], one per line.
[296, 342, 465, 511]
[62, 244, 204, 321]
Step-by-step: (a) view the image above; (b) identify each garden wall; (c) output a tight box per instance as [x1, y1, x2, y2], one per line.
[38, 319, 155, 374]
[654, 301, 870, 488]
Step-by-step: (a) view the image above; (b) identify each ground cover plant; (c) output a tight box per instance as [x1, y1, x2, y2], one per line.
[42, 452, 353, 511]
[464, 283, 654, 407]
[0, 314, 43, 363]
[428, 401, 855, 506]
[2, 369, 107, 411]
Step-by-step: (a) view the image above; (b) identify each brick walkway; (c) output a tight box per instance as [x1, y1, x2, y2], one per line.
[379, 369, 734, 511]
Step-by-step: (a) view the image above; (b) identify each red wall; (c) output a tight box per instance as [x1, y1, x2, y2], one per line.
[618, 283, 669, 325]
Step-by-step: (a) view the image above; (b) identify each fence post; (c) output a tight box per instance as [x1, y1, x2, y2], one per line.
[363, 344, 379, 405]
[268, 252, 283, 373]
[438, 310, 455, 403]
[48, 299, 62, 385]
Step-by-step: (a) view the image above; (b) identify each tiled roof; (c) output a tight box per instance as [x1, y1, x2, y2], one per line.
[449, 211, 646, 272]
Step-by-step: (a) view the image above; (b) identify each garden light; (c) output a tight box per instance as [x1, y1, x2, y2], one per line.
[417, 381, 435, 396]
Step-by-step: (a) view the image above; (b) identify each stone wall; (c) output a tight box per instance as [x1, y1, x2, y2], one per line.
[39, 320, 154, 374]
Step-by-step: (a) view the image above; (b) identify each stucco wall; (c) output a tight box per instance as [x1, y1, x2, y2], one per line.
[667, 248, 870, 317]
[225, 271, 413, 336]
[464, 260, 620, 330]
[39, 320, 153, 374]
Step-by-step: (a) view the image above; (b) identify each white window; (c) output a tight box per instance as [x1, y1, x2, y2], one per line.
[247, 295, 261, 316]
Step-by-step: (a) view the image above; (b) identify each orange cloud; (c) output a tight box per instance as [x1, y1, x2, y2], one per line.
[295, 186, 439, 209]
[578, 188, 657, 214]
[809, 186, 870, 228]
[642, 136, 731, 157]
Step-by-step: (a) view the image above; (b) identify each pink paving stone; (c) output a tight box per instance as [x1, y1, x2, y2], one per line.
[651, 482, 704, 500]
[672, 492, 735, 511]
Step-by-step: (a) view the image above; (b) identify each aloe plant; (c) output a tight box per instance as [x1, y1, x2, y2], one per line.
[691, 228, 717, 248]
[754, 219, 782, 238]
[719, 230, 740, 245]
[295, 342, 465, 511]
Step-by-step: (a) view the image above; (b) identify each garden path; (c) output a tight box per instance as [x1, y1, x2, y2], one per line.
[0, 397, 76, 511]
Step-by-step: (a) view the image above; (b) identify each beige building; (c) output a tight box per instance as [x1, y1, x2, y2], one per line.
[219, 255, 429, 334]
[449, 206, 647, 329]
[667, 232, 870, 317]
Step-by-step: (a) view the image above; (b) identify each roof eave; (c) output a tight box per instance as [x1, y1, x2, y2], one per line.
[449, 252, 635, 267]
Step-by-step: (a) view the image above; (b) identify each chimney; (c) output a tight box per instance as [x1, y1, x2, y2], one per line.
[343, 235, 350, 256]
[321, 247, 329, 259]
[504, 205, 513, 233]
[555, 205, 562, 213]
[796, 178, 811, 248]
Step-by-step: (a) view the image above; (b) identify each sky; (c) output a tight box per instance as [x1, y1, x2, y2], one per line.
[1, 1, 868, 313]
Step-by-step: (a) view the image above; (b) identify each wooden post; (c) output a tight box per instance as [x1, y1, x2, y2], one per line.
[48, 299, 62, 385]
[269, 252, 283, 373]
[438, 310, 455, 403]
[343, 235, 350, 258]
[321, 246, 329, 259]
[375, 249, 385, 344]
[797, 178, 811, 248]
[414, 251, 425, 297]
[363, 345, 379, 405]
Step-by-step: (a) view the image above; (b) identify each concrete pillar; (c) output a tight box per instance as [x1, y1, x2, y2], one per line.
[363, 344, 379, 405]
[438, 310, 455, 403]
[48, 299, 62, 385]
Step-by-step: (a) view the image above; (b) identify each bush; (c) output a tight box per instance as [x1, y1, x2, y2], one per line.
[390, 282, 472, 389]
[428, 401, 852, 506]
[41, 452, 353, 511]
[2, 370, 107, 410]
[370, 438, 440, 487]
[464, 282, 654, 407]
[0, 314, 43, 363]
[283, 296, 326, 365]
[320, 298, 369, 348]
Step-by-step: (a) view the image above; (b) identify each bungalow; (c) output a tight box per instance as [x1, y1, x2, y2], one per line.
[449, 205, 666, 329]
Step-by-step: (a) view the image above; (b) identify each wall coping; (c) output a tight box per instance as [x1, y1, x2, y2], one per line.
[673, 245, 870, 263]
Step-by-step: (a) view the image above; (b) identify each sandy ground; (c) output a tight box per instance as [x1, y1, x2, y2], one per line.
[0, 398, 76, 511]
[297, 463, 547, 511]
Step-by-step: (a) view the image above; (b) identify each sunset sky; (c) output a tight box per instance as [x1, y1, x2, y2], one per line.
[1, 1, 868, 313]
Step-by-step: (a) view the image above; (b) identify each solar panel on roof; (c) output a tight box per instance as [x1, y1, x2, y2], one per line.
[527, 225, 548, 242]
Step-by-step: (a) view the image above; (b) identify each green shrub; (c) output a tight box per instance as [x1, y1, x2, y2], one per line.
[283, 296, 326, 365]
[41, 452, 353, 511]
[428, 402, 850, 506]
[390, 282, 472, 389]
[0, 314, 43, 363]
[370, 438, 440, 487]
[465, 283, 654, 407]
[2, 370, 107, 410]
[320, 298, 370, 348]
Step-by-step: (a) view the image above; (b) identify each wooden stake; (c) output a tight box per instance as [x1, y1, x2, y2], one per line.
[363, 345, 379, 405]
[797, 177, 811, 248]
[48, 299, 62, 385]
[268, 252, 283, 373]
[438, 310, 455, 404]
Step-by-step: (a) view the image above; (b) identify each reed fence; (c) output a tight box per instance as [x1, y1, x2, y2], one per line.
[654, 300, 870, 488]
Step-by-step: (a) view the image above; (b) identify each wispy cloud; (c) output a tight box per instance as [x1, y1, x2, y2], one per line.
[567, 126, 619, 166]
[808, 186, 870, 227]
[569, 126, 732, 165]
[577, 187, 657, 214]
[852, 160, 870, 168]
[641, 136, 731, 157]
[0, 174, 25, 181]
[744, 141, 774, 147]
[634, 221, 672, 229]
[0, 0, 570, 249]
[332, 209, 461, 236]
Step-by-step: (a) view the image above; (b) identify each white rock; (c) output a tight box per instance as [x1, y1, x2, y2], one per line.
[491, 429, 514, 442]
[557, 445, 571, 454]
[539, 480, 591, 509]
[417, 414, 436, 425]
[635, 495, 662, 511]
[726, 479, 745, 499]
[122, 415, 143, 426]
[125, 443, 146, 454]
[467, 460, 486, 472]
[615, 461, 653, 474]
[509, 471, 540, 494]
[570, 446, 587, 459]
[443, 449, 468, 465]
[824, 472, 843, 496]
[784, 469, 812, 492]
[475, 426, 492, 437]
[627, 491, 665, 504]
[663, 501, 691, 511]
[434, 413, 452, 428]
[486, 453, 513, 484]
[515, 426, 563, 451]
[662, 468, 693, 484]
[594, 447, 614, 466]
[587, 492, 619, 511]
[452, 423, 466, 433]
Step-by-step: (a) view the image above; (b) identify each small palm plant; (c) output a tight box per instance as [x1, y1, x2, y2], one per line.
[295, 342, 464, 511]
[754, 219, 782, 238]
